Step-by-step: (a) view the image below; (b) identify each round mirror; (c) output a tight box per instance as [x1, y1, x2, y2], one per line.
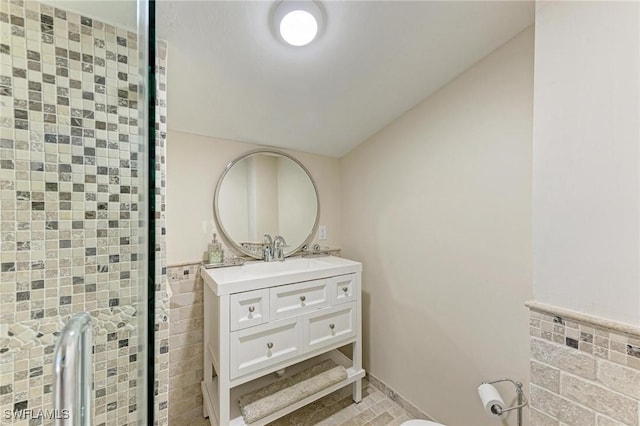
[214, 149, 320, 259]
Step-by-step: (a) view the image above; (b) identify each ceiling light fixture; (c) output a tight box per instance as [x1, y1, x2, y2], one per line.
[272, 1, 324, 47]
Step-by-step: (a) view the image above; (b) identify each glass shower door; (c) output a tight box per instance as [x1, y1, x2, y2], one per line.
[0, 0, 156, 424]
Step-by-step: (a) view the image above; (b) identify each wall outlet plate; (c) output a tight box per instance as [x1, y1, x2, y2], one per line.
[318, 225, 327, 240]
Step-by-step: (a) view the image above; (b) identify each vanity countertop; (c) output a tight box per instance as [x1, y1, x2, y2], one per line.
[201, 256, 362, 295]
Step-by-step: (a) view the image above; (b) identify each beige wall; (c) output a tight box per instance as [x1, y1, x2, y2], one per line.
[166, 131, 342, 265]
[532, 1, 640, 326]
[340, 27, 534, 425]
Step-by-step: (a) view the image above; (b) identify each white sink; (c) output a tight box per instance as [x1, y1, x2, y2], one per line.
[201, 255, 362, 295]
[240, 257, 333, 276]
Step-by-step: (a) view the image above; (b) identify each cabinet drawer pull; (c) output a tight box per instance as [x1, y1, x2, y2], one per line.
[248, 306, 255, 313]
[267, 342, 273, 349]
[299, 295, 306, 302]
[329, 323, 335, 330]
[342, 287, 348, 293]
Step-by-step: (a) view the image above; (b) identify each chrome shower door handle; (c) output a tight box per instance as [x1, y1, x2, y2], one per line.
[53, 312, 93, 426]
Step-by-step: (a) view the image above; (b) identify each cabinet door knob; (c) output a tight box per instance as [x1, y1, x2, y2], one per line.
[248, 306, 255, 313]
[329, 323, 335, 330]
[267, 342, 273, 349]
[342, 287, 348, 293]
[299, 295, 306, 302]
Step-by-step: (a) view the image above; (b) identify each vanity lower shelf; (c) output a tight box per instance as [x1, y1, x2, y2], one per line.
[201, 349, 365, 426]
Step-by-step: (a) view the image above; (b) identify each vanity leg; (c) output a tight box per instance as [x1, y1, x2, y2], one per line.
[217, 294, 231, 425]
[203, 356, 212, 418]
[353, 378, 362, 403]
[353, 284, 363, 403]
[217, 379, 230, 426]
[203, 285, 213, 419]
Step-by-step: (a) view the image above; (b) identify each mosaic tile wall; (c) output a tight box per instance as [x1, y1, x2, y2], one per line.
[0, 0, 168, 424]
[528, 309, 640, 425]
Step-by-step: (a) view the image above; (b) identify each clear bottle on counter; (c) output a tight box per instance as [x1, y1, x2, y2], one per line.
[208, 233, 224, 263]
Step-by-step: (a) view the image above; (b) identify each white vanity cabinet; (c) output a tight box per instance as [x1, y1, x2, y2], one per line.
[201, 256, 364, 426]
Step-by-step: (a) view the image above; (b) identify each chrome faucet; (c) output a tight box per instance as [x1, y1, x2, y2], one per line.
[263, 234, 273, 262]
[273, 235, 288, 261]
[262, 234, 288, 262]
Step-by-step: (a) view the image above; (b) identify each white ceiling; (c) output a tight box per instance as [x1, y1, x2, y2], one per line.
[158, 1, 534, 157]
[48, 1, 534, 157]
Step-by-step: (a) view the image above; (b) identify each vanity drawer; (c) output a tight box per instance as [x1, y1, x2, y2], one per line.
[230, 317, 301, 379]
[269, 279, 329, 320]
[328, 274, 357, 305]
[230, 289, 269, 331]
[303, 302, 356, 351]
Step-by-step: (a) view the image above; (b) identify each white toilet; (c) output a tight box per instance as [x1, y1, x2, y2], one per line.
[401, 420, 445, 426]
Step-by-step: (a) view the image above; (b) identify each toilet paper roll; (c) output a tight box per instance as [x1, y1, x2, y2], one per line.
[477, 383, 505, 416]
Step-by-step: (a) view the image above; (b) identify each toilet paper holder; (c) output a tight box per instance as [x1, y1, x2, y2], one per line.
[480, 378, 528, 426]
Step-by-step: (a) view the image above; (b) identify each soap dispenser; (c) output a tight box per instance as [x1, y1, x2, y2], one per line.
[208, 233, 224, 264]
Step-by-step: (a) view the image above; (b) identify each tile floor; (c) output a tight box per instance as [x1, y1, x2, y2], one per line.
[268, 379, 413, 426]
[186, 379, 414, 426]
